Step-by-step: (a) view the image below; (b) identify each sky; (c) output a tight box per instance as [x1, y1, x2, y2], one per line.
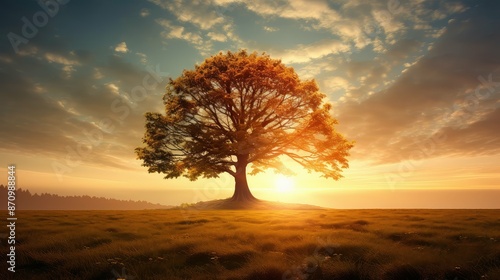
[0, 0, 499, 208]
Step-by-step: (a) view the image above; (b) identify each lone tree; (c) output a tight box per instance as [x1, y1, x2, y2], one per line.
[136, 50, 353, 203]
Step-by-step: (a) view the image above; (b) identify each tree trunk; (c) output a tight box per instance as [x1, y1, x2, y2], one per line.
[230, 155, 257, 202]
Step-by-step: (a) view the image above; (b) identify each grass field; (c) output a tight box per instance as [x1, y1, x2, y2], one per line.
[5, 209, 500, 279]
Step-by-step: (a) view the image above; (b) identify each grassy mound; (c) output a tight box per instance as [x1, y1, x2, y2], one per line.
[179, 198, 324, 210]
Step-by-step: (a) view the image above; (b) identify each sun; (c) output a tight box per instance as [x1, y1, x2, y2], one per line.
[275, 175, 295, 192]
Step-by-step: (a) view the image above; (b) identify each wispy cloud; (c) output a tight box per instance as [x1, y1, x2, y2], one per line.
[263, 26, 279, 32]
[275, 39, 350, 64]
[155, 19, 211, 55]
[140, 8, 150, 17]
[149, 0, 242, 56]
[207, 31, 227, 42]
[0, 41, 166, 170]
[135, 52, 148, 65]
[114, 42, 129, 53]
[149, 0, 225, 30]
[44, 52, 80, 78]
[336, 7, 500, 163]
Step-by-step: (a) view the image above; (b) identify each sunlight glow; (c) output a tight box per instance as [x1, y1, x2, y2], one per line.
[275, 175, 295, 192]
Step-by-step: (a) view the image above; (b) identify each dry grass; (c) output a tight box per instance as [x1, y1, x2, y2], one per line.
[6, 209, 500, 279]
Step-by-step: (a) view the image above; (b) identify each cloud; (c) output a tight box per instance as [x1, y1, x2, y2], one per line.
[156, 20, 202, 44]
[207, 31, 227, 42]
[155, 19, 211, 55]
[149, 0, 225, 30]
[276, 39, 350, 64]
[149, 0, 244, 56]
[324, 77, 350, 92]
[93, 68, 104, 79]
[140, 8, 150, 17]
[217, 0, 469, 56]
[236, 0, 340, 22]
[114, 42, 129, 53]
[0, 58, 103, 163]
[263, 26, 279, 32]
[44, 52, 81, 78]
[335, 3, 500, 163]
[295, 59, 338, 79]
[149, 0, 457, 61]
[433, 108, 500, 157]
[44, 52, 79, 65]
[0, 41, 168, 171]
[136, 52, 148, 65]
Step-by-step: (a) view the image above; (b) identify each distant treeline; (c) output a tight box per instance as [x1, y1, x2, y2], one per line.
[0, 185, 171, 210]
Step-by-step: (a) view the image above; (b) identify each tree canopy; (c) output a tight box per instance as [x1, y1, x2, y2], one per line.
[136, 50, 354, 202]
